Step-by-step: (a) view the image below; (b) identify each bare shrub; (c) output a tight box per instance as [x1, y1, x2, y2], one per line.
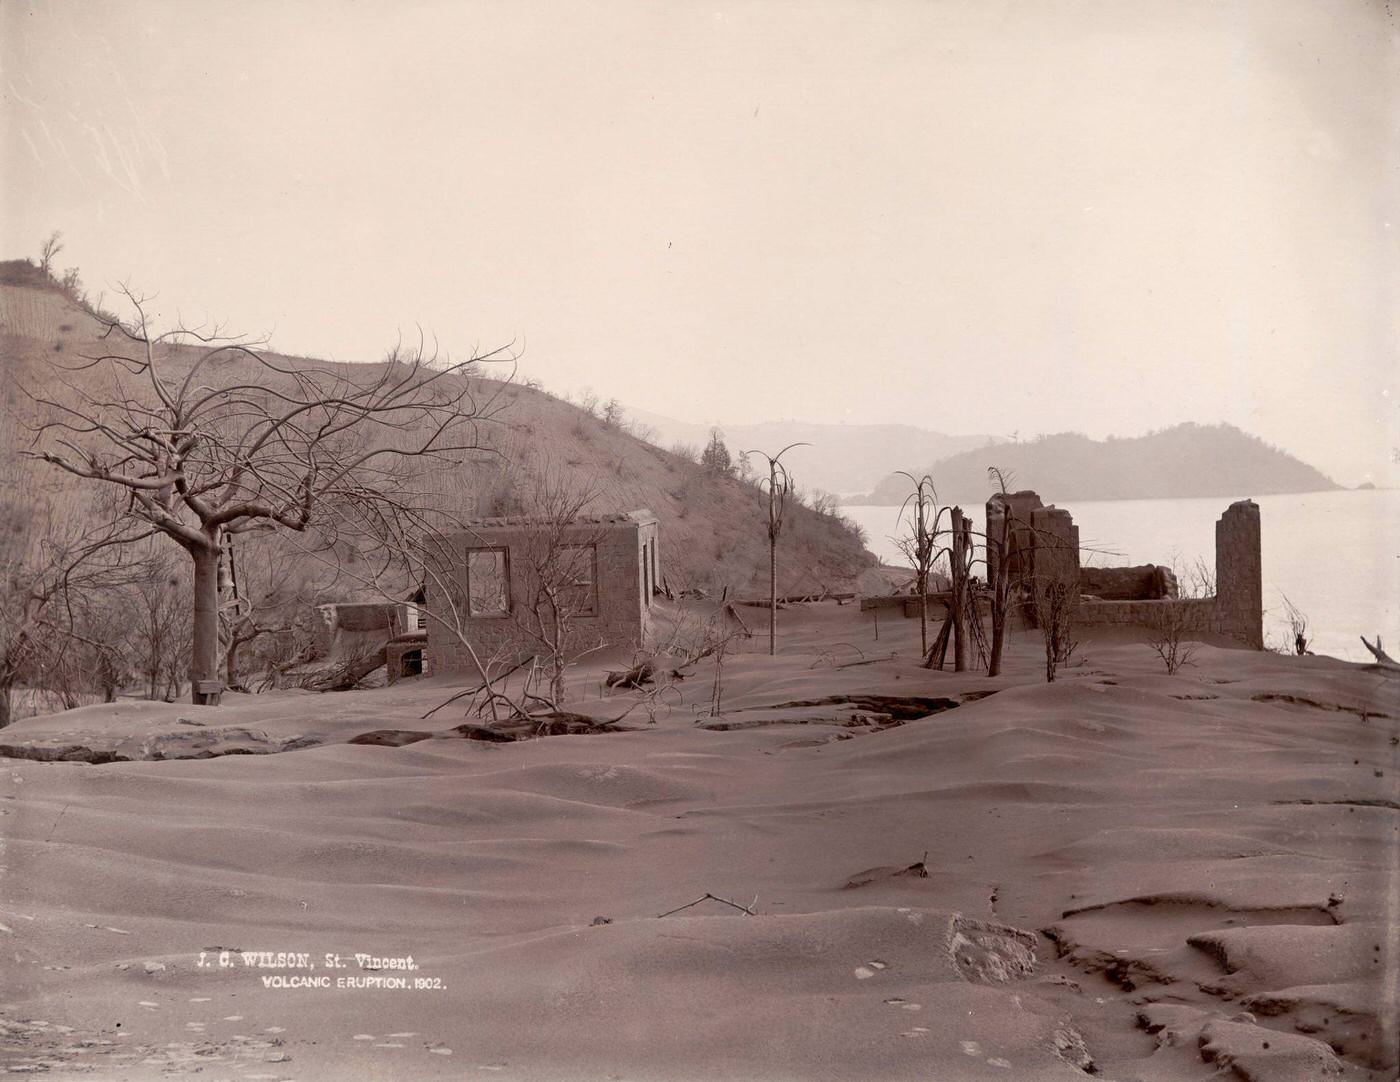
[1031, 553, 1079, 683]
[38, 230, 64, 276]
[1146, 558, 1212, 675]
[1146, 598, 1202, 676]
[1281, 594, 1311, 655]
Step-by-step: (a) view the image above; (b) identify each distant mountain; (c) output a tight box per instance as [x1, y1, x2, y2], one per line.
[856, 424, 1339, 505]
[624, 408, 999, 497]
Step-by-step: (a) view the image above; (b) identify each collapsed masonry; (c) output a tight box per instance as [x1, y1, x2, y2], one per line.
[255, 601, 425, 688]
[987, 490, 1263, 649]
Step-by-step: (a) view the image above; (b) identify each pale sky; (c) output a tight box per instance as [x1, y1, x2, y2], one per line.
[2, 0, 1396, 485]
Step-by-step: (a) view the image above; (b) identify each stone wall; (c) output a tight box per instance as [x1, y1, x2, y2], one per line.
[1081, 564, 1178, 601]
[986, 490, 1043, 587]
[1029, 505, 1080, 584]
[1078, 597, 1214, 627]
[984, 491, 1263, 648]
[986, 491, 1079, 590]
[1213, 499, 1263, 648]
[1074, 499, 1262, 648]
[427, 511, 658, 676]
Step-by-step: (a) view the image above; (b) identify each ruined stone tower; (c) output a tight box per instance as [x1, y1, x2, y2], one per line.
[1213, 499, 1263, 649]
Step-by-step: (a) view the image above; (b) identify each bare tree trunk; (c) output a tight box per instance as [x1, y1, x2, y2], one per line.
[552, 652, 565, 707]
[951, 507, 968, 673]
[917, 570, 928, 658]
[768, 482, 778, 656]
[224, 637, 240, 689]
[189, 543, 222, 705]
[0, 678, 12, 729]
[988, 578, 1007, 678]
[711, 640, 726, 716]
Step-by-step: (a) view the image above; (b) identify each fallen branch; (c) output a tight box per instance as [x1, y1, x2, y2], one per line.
[421, 655, 536, 719]
[825, 652, 898, 670]
[605, 660, 656, 689]
[723, 602, 752, 638]
[810, 641, 869, 668]
[658, 892, 758, 918]
[1360, 635, 1400, 671]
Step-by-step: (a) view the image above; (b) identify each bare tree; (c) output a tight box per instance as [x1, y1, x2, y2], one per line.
[218, 530, 329, 690]
[892, 472, 948, 658]
[505, 467, 606, 706]
[0, 490, 149, 726]
[745, 443, 807, 656]
[130, 550, 193, 701]
[982, 468, 1021, 678]
[74, 595, 135, 703]
[1029, 533, 1079, 683]
[24, 287, 512, 705]
[947, 505, 975, 672]
[38, 230, 64, 277]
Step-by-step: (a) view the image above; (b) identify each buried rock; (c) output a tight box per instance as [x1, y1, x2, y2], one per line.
[1139, 1004, 1367, 1080]
[946, 914, 1039, 984]
[0, 742, 129, 765]
[844, 855, 931, 889]
[437, 713, 628, 743]
[1, 728, 319, 764]
[699, 693, 975, 733]
[1199, 1018, 1350, 1080]
[777, 694, 964, 720]
[700, 707, 895, 731]
[347, 729, 434, 747]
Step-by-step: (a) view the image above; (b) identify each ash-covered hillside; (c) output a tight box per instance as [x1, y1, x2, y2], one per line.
[0, 259, 876, 600]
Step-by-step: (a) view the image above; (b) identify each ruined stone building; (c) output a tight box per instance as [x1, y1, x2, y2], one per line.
[986, 490, 1263, 648]
[425, 510, 660, 675]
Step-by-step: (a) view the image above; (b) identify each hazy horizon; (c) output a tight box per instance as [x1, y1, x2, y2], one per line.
[3, 0, 1395, 487]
